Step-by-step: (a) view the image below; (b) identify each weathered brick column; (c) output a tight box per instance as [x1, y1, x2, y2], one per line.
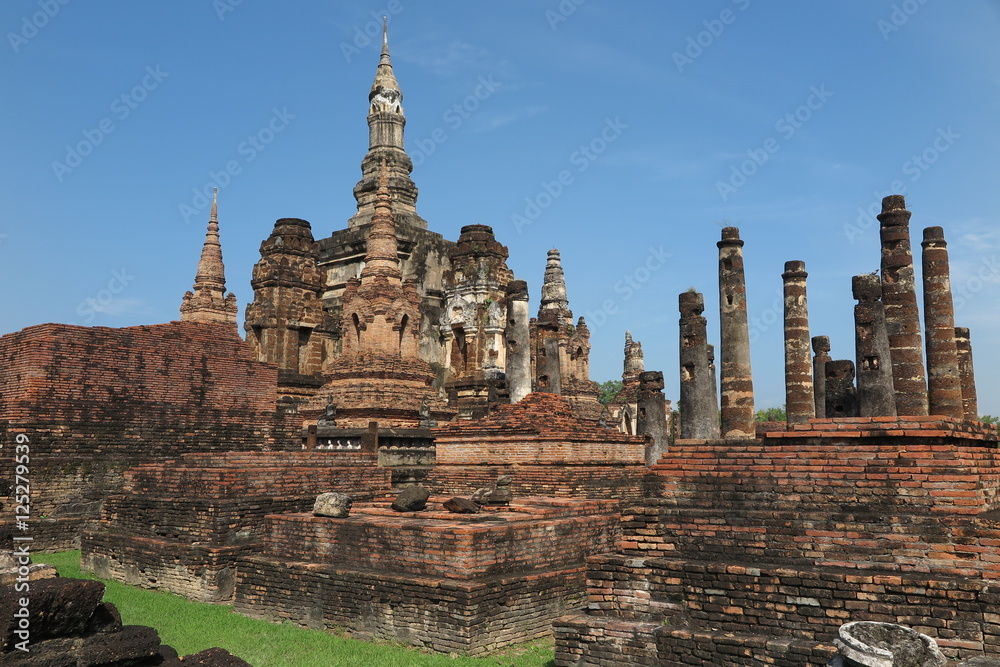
[954, 327, 979, 420]
[678, 291, 718, 439]
[782, 261, 813, 424]
[825, 359, 858, 418]
[852, 274, 896, 417]
[812, 336, 831, 419]
[505, 280, 532, 403]
[718, 227, 755, 438]
[921, 226, 964, 418]
[707, 343, 719, 426]
[878, 195, 928, 415]
[637, 371, 669, 465]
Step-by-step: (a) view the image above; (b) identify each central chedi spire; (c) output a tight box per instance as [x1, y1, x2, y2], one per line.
[180, 188, 238, 325]
[348, 18, 427, 230]
[307, 162, 452, 427]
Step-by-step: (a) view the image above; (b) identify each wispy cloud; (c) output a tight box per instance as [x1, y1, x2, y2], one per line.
[398, 34, 519, 84]
[470, 105, 547, 132]
[92, 297, 149, 317]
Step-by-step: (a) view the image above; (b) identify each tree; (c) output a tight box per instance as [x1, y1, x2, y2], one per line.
[755, 405, 786, 422]
[598, 380, 623, 406]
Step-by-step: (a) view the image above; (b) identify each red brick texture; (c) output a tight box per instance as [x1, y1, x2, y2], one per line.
[429, 392, 649, 500]
[81, 451, 391, 602]
[0, 322, 288, 549]
[258, 497, 620, 578]
[555, 426, 1000, 665]
[425, 465, 648, 501]
[233, 497, 622, 654]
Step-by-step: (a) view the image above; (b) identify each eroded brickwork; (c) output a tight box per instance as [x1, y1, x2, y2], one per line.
[82, 451, 389, 601]
[233, 498, 620, 655]
[555, 423, 1000, 665]
[244, 216, 338, 404]
[0, 321, 283, 549]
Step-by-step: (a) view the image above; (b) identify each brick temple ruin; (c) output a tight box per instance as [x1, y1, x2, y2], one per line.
[554, 201, 1000, 666]
[3, 20, 1000, 667]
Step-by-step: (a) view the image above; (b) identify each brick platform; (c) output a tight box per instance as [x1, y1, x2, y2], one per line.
[428, 392, 650, 501]
[554, 419, 1000, 665]
[0, 321, 289, 550]
[82, 451, 389, 602]
[233, 497, 621, 654]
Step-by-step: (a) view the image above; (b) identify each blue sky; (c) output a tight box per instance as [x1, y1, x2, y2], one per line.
[2, 1, 999, 415]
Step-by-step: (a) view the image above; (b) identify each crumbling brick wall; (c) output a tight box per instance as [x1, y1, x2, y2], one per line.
[0, 321, 284, 549]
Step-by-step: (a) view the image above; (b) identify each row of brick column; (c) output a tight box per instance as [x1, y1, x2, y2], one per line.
[678, 196, 979, 437]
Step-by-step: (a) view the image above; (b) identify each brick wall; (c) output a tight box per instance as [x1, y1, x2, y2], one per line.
[434, 392, 648, 466]
[581, 554, 1000, 659]
[234, 497, 622, 654]
[425, 465, 648, 501]
[555, 421, 1000, 664]
[82, 451, 391, 601]
[236, 557, 586, 655]
[0, 321, 285, 548]
[260, 498, 620, 578]
[435, 436, 646, 465]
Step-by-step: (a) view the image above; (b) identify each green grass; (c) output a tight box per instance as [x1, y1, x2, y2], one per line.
[38, 551, 555, 667]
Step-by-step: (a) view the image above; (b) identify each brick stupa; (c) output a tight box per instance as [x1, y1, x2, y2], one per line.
[305, 164, 452, 428]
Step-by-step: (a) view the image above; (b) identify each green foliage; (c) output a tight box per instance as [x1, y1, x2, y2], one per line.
[38, 551, 555, 667]
[979, 415, 999, 424]
[754, 405, 786, 422]
[599, 380, 624, 406]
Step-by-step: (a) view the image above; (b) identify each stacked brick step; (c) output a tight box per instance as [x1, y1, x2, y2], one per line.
[82, 451, 389, 602]
[233, 497, 622, 655]
[554, 419, 1000, 665]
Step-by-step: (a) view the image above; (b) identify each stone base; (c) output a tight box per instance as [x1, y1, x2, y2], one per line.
[425, 465, 649, 501]
[554, 613, 838, 667]
[236, 557, 585, 655]
[82, 533, 248, 603]
[0, 516, 86, 552]
[233, 497, 622, 654]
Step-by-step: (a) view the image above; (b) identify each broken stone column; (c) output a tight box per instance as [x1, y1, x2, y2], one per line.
[921, 226, 964, 418]
[782, 260, 814, 424]
[717, 227, 755, 438]
[825, 360, 858, 418]
[878, 195, 928, 415]
[504, 280, 532, 403]
[812, 336, 832, 419]
[829, 621, 946, 667]
[637, 370, 669, 465]
[955, 327, 979, 421]
[852, 275, 896, 417]
[707, 344, 720, 429]
[678, 291, 718, 439]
